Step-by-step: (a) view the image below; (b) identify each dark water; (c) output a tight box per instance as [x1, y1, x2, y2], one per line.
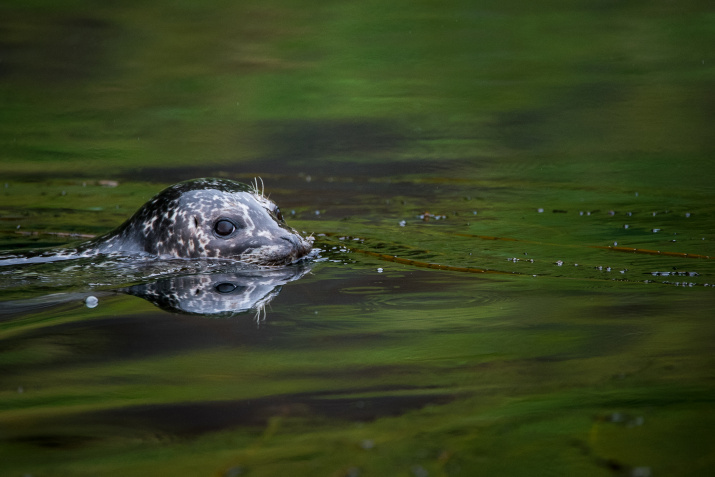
[1, 1, 714, 476]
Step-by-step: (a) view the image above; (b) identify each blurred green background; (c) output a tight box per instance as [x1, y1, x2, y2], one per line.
[1, 1, 714, 476]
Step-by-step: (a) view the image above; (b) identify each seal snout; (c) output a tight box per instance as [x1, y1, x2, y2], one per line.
[280, 233, 313, 262]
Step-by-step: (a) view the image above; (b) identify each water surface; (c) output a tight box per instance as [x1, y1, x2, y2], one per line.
[1, 1, 714, 476]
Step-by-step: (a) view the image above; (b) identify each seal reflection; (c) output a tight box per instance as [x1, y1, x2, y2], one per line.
[125, 264, 311, 318]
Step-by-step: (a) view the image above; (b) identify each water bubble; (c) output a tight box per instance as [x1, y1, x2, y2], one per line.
[85, 296, 99, 308]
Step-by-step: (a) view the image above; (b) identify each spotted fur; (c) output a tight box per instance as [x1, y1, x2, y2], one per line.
[1, 178, 313, 267]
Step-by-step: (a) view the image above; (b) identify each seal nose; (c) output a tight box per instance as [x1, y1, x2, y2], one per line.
[281, 234, 312, 258]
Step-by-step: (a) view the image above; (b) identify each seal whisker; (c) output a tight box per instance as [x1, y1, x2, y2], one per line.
[251, 177, 265, 198]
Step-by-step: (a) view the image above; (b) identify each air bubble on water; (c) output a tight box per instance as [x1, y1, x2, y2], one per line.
[85, 296, 99, 308]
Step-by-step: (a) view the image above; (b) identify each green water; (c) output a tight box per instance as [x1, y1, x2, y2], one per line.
[1, 1, 714, 476]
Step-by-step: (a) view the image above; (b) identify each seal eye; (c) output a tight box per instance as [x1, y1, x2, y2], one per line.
[274, 207, 284, 222]
[215, 282, 237, 294]
[214, 219, 236, 237]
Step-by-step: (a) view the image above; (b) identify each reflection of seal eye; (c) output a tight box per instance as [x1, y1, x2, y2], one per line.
[215, 282, 237, 294]
[214, 219, 236, 237]
[274, 207, 284, 222]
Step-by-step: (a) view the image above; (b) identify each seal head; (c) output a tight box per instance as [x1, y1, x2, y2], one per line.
[91, 178, 313, 266]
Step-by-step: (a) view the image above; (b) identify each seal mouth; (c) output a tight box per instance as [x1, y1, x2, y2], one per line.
[237, 234, 314, 267]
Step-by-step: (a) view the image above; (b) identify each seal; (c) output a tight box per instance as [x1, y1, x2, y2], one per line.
[0, 178, 314, 267]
